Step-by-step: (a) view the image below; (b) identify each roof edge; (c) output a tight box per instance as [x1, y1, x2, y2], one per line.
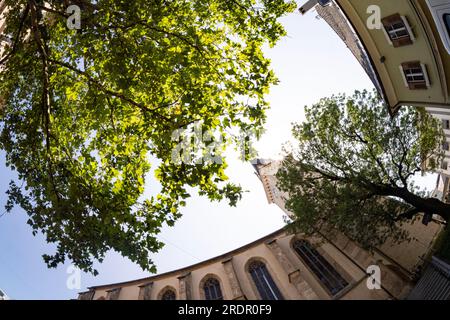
[86, 225, 288, 291]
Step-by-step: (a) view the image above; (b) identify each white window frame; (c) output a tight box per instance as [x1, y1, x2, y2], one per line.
[421, 63, 431, 87]
[443, 119, 450, 130]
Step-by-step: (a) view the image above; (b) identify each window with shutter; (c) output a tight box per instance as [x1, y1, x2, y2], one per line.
[400, 61, 429, 90]
[443, 119, 450, 130]
[381, 14, 414, 47]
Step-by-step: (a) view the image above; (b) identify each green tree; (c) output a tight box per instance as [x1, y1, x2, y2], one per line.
[0, 0, 296, 274]
[277, 90, 449, 249]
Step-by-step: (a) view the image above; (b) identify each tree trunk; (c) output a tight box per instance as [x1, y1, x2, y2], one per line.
[378, 185, 450, 222]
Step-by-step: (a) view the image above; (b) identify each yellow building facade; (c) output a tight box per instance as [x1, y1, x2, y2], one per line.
[310, 0, 450, 114]
[300, 0, 450, 205]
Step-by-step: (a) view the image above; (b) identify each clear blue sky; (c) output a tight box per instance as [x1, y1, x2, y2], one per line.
[0, 4, 437, 300]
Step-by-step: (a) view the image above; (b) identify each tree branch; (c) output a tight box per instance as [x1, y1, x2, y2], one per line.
[47, 58, 171, 122]
[0, 4, 30, 66]
[29, 0, 61, 202]
[394, 207, 421, 221]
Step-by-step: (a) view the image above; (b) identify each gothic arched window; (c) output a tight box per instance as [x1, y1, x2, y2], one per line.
[160, 289, 176, 300]
[293, 239, 348, 295]
[203, 278, 223, 300]
[248, 261, 283, 300]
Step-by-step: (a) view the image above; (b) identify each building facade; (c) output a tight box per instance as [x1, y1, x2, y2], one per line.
[300, 0, 450, 206]
[78, 160, 443, 301]
[428, 107, 450, 202]
[253, 159, 444, 277]
[78, 226, 415, 301]
[301, 0, 450, 115]
[313, 1, 382, 94]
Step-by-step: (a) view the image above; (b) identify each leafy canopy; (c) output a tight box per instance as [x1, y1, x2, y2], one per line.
[277, 90, 447, 248]
[0, 0, 296, 274]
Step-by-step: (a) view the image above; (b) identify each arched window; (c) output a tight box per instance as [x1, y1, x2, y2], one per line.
[160, 289, 176, 300]
[293, 239, 348, 295]
[203, 278, 223, 300]
[248, 261, 283, 300]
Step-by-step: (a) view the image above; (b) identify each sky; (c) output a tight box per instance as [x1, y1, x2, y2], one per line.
[0, 4, 438, 300]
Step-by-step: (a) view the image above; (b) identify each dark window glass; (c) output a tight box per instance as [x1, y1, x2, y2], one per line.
[293, 240, 348, 296]
[404, 67, 425, 82]
[401, 61, 428, 89]
[203, 278, 223, 300]
[161, 290, 176, 300]
[444, 14, 450, 36]
[386, 22, 409, 40]
[248, 261, 284, 300]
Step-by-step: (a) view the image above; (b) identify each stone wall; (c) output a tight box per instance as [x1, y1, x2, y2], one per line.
[80, 228, 419, 300]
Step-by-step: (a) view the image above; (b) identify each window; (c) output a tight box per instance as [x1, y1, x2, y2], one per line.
[203, 278, 223, 300]
[400, 61, 429, 90]
[443, 119, 450, 130]
[160, 289, 176, 300]
[248, 261, 283, 300]
[426, 1, 450, 54]
[293, 240, 348, 296]
[445, 14, 450, 37]
[382, 14, 414, 47]
[445, 177, 450, 201]
[441, 161, 448, 170]
[443, 142, 450, 151]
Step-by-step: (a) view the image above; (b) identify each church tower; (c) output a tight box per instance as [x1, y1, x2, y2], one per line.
[252, 158, 444, 288]
[252, 159, 293, 219]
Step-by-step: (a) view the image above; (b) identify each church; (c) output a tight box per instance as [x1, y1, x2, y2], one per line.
[77, 159, 443, 300]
